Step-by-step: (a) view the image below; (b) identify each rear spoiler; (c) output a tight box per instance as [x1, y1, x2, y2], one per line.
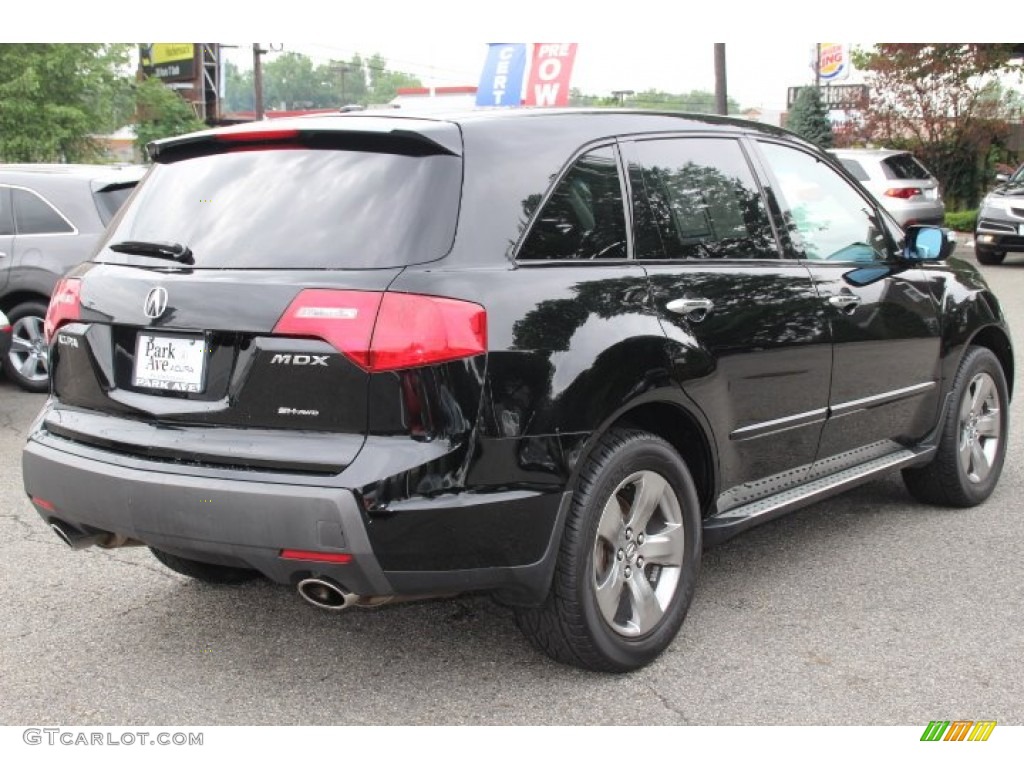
[149, 122, 463, 163]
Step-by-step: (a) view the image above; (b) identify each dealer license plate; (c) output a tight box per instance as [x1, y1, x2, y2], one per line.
[133, 334, 207, 393]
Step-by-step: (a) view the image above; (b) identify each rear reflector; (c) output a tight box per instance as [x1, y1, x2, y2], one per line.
[884, 187, 923, 199]
[280, 549, 353, 564]
[273, 290, 486, 372]
[45, 277, 82, 343]
[32, 497, 56, 512]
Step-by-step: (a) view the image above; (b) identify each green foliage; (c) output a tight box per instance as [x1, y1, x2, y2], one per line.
[944, 210, 978, 232]
[570, 88, 741, 114]
[223, 51, 421, 112]
[134, 77, 207, 157]
[0, 43, 133, 162]
[786, 87, 834, 148]
[848, 44, 1023, 209]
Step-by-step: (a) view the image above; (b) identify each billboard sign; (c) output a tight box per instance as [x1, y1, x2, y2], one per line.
[140, 43, 196, 82]
[787, 84, 868, 109]
[476, 44, 528, 107]
[817, 43, 849, 82]
[523, 43, 578, 107]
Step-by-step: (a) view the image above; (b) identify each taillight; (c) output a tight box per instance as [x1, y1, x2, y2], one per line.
[884, 187, 923, 199]
[45, 278, 82, 342]
[280, 549, 353, 565]
[273, 290, 486, 372]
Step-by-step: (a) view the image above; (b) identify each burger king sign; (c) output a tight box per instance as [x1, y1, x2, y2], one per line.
[817, 43, 849, 82]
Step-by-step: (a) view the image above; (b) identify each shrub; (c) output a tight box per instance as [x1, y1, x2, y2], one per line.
[944, 210, 978, 232]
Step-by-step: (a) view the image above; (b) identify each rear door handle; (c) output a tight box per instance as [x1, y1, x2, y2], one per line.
[666, 297, 714, 320]
[828, 294, 862, 311]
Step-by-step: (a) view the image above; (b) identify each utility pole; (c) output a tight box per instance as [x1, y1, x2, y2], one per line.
[253, 43, 266, 119]
[815, 43, 821, 89]
[714, 44, 728, 116]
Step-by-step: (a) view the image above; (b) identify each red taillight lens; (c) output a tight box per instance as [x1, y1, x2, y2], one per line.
[884, 187, 923, 199]
[45, 278, 82, 342]
[273, 290, 486, 372]
[280, 549, 353, 564]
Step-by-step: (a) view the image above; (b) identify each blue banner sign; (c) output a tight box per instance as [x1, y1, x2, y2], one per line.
[476, 43, 527, 107]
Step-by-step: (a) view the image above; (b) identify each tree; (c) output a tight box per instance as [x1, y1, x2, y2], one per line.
[134, 77, 207, 157]
[366, 53, 421, 104]
[849, 44, 1023, 209]
[569, 88, 741, 113]
[787, 87, 833, 148]
[0, 44, 133, 162]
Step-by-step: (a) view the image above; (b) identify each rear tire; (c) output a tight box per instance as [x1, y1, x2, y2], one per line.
[2, 300, 51, 392]
[514, 428, 702, 672]
[903, 347, 1008, 506]
[150, 547, 261, 584]
[975, 246, 1006, 266]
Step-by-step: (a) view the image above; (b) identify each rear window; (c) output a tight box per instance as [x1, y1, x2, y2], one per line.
[881, 153, 931, 180]
[837, 158, 869, 181]
[96, 148, 462, 269]
[93, 184, 137, 226]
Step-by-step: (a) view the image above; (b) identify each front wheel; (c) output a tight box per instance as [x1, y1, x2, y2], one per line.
[975, 246, 1006, 266]
[903, 347, 1009, 506]
[515, 429, 702, 672]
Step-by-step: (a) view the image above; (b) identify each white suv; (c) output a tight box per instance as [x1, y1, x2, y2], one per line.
[829, 148, 944, 228]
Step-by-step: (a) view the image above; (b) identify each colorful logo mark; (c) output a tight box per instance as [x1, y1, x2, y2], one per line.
[920, 720, 996, 742]
[818, 43, 848, 82]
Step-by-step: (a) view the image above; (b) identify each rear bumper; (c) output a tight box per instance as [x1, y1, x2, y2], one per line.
[23, 436, 392, 595]
[23, 433, 569, 604]
[884, 200, 944, 228]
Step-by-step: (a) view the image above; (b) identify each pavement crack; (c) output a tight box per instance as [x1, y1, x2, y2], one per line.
[645, 682, 691, 724]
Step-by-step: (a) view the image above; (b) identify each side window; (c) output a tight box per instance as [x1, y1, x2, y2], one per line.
[0, 187, 14, 236]
[518, 147, 627, 260]
[759, 142, 892, 263]
[13, 188, 74, 235]
[630, 137, 778, 260]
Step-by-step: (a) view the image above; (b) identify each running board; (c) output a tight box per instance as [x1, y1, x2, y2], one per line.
[703, 447, 933, 546]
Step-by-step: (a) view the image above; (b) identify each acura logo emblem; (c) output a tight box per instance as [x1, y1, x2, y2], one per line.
[143, 287, 168, 319]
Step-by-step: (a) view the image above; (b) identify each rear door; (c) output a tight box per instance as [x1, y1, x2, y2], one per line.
[753, 140, 942, 463]
[624, 136, 832, 510]
[47, 126, 465, 475]
[0, 187, 12, 293]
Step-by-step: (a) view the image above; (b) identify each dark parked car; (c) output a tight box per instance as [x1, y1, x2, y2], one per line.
[976, 163, 1024, 265]
[23, 111, 1013, 672]
[0, 164, 145, 391]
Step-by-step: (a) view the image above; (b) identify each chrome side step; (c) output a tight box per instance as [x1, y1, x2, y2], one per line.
[703, 447, 933, 545]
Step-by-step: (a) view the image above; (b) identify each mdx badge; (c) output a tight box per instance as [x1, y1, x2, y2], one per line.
[143, 287, 169, 319]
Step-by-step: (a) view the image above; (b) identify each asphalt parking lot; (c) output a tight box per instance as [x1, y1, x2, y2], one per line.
[1, 243, 1022, 726]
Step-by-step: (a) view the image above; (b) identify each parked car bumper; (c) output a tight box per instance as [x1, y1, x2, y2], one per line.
[22, 428, 568, 604]
[884, 199, 945, 228]
[977, 208, 1024, 254]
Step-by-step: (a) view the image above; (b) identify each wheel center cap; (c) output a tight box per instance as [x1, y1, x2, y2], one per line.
[624, 541, 638, 561]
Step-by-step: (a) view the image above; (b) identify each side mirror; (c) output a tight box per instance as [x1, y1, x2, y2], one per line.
[995, 173, 1009, 183]
[904, 225, 955, 261]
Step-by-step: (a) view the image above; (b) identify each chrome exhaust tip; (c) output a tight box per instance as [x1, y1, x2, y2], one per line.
[49, 521, 103, 550]
[297, 578, 360, 611]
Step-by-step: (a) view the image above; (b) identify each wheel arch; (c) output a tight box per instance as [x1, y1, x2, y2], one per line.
[0, 290, 51, 315]
[966, 324, 1014, 399]
[567, 393, 719, 517]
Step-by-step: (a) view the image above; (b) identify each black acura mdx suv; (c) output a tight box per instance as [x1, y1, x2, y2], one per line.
[23, 110, 1013, 672]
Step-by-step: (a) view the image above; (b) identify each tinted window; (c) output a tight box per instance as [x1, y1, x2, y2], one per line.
[837, 158, 869, 181]
[12, 188, 74, 235]
[631, 138, 778, 259]
[518, 147, 627, 260]
[882, 153, 931, 180]
[759, 141, 892, 263]
[98, 148, 462, 269]
[0, 188, 13, 236]
[93, 184, 137, 226]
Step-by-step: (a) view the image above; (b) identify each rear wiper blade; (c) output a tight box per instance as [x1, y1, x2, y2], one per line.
[108, 240, 194, 264]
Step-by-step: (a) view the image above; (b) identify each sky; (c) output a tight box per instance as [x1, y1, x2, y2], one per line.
[7, 0, 1015, 112]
